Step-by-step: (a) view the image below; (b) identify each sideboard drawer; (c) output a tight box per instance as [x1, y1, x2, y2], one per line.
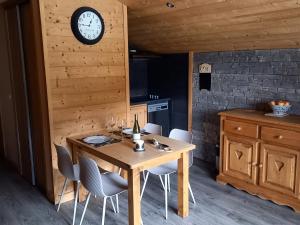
[224, 120, 258, 138]
[261, 127, 300, 148]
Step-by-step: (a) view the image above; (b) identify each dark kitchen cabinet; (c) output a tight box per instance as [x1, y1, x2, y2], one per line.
[129, 53, 189, 132]
[148, 54, 189, 131]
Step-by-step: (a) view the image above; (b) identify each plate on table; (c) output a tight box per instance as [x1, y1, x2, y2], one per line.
[83, 135, 111, 144]
[122, 128, 133, 135]
[122, 128, 146, 135]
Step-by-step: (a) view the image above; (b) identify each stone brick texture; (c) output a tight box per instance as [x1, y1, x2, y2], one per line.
[193, 49, 300, 163]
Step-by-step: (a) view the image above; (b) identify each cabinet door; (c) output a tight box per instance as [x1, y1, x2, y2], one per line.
[259, 144, 300, 196]
[223, 135, 258, 184]
[129, 104, 147, 128]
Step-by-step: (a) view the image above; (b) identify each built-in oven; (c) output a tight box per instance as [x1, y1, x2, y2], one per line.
[148, 101, 170, 136]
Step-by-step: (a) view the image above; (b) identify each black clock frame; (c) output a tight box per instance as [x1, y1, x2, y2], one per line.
[71, 6, 105, 45]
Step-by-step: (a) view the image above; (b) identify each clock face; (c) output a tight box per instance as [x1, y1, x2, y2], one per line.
[71, 7, 105, 45]
[78, 11, 102, 40]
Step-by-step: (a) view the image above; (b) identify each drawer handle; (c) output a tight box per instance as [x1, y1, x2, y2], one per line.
[275, 135, 283, 140]
[235, 127, 242, 131]
[258, 164, 263, 168]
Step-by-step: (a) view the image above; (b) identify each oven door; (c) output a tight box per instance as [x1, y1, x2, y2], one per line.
[148, 102, 170, 136]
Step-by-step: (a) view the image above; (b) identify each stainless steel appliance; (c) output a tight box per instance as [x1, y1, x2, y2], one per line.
[148, 101, 170, 136]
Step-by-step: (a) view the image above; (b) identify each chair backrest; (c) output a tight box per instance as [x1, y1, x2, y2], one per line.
[169, 129, 193, 167]
[143, 123, 162, 135]
[79, 156, 105, 197]
[54, 144, 76, 180]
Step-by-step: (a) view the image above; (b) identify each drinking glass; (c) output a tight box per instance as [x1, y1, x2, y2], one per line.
[117, 118, 125, 140]
[105, 116, 116, 133]
[111, 116, 117, 133]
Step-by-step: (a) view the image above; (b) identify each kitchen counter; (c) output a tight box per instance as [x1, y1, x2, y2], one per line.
[130, 97, 171, 106]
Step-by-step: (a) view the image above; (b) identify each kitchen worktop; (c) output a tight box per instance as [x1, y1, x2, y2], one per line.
[130, 97, 171, 106]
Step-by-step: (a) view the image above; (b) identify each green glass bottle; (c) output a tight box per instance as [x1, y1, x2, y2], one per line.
[132, 114, 141, 141]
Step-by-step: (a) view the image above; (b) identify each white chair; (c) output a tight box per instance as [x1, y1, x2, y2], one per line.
[140, 129, 196, 220]
[55, 144, 80, 225]
[79, 156, 128, 225]
[143, 123, 162, 135]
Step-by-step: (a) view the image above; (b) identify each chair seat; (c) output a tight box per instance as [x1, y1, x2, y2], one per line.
[148, 160, 178, 176]
[102, 173, 128, 196]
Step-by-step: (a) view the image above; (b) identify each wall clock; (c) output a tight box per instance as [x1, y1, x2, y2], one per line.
[71, 7, 105, 45]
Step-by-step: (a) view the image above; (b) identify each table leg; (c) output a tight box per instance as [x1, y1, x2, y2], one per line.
[178, 152, 189, 217]
[128, 168, 141, 225]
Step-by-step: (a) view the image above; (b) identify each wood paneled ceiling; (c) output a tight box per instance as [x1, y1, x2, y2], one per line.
[119, 0, 300, 53]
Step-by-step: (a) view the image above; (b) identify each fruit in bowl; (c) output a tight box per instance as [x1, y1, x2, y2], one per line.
[269, 100, 291, 115]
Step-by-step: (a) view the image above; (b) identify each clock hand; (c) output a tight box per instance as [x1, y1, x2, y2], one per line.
[89, 20, 92, 27]
[78, 23, 89, 27]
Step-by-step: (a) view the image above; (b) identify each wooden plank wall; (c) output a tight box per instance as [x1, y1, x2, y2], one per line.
[39, 0, 129, 203]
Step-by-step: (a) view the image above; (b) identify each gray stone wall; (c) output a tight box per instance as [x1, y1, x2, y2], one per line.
[192, 49, 300, 163]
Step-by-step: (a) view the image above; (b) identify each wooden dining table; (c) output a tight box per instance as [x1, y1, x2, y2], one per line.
[67, 132, 195, 225]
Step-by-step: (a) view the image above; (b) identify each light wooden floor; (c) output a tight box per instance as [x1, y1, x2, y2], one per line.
[0, 160, 299, 225]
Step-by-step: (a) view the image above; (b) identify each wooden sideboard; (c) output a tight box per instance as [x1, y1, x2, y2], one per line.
[129, 104, 148, 128]
[217, 109, 300, 212]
